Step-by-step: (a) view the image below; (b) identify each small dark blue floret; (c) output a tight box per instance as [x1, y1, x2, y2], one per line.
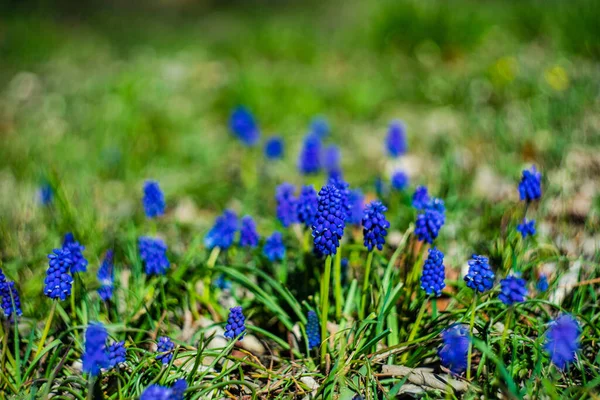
[204, 209, 238, 250]
[362, 201, 390, 251]
[263, 232, 286, 262]
[156, 336, 175, 365]
[139, 237, 170, 275]
[224, 306, 247, 340]
[312, 184, 346, 256]
[239, 215, 260, 248]
[517, 219, 536, 238]
[464, 255, 495, 293]
[498, 275, 528, 305]
[82, 322, 109, 377]
[420, 247, 446, 297]
[298, 133, 322, 175]
[385, 120, 407, 158]
[297, 185, 319, 228]
[276, 183, 298, 227]
[63, 232, 88, 274]
[518, 166, 542, 202]
[415, 198, 445, 244]
[391, 170, 409, 191]
[544, 314, 580, 369]
[45, 248, 74, 301]
[347, 189, 364, 225]
[97, 250, 114, 302]
[264, 136, 284, 159]
[143, 180, 166, 218]
[229, 106, 260, 146]
[438, 324, 470, 375]
[537, 275, 549, 292]
[306, 310, 321, 350]
[412, 186, 430, 209]
[107, 341, 126, 368]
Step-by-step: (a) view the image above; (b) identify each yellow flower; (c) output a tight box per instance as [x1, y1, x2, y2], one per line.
[544, 66, 569, 92]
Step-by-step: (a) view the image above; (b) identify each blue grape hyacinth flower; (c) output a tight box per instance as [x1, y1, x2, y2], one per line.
[391, 170, 409, 191]
[312, 184, 345, 256]
[275, 183, 298, 227]
[140, 385, 173, 400]
[306, 310, 321, 350]
[420, 247, 446, 297]
[498, 275, 528, 305]
[298, 133, 322, 175]
[224, 306, 247, 340]
[97, 250, 114, 302]
[107, 341, 126, 368]
[415, 198, 445, 244]
[297, 185, 318, 228]
[139, 237, 170, 275]
[464, 255, 495, 293]
[63, 232, 88, 274]
[323, 145, 342, 178]
[385, 120, 407, 158]
[328, 176, 351, 223]
[439, 324, 470, 375]
[239, 215, 260, 248]
[310, 116, 329, 138]
[362, 201, 390, 251]
[143, 180, 166, 218]
[171, 379, 187, 400]
[214, 274, 232, 291]
[264, 136, 284, 159]
[82, 322, 109, 377]
[39, 182, 53, 206]
[0, 280, 23, 318]
[518, 166, 542, 202]
[156, 336, 175, 365]
[537, 275, 549, 292]
[45, 249, 74, 301]
[412, 185, 430, 209]
[263, 231, 286, 262]
[544, 314, 580, 370]
[229, 106, 260, 146]
[204, 209, 238, 250]
[347, 189, 364, 225]
[517, 219, 536, 238]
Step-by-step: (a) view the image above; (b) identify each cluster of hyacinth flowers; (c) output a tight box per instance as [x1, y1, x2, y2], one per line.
[3, 108, 588, 398]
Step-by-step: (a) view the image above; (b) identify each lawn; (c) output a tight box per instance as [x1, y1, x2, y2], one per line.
[0, 0, 599, 398]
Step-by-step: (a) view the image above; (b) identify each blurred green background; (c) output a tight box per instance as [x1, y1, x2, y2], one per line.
[1, 0, 599, 302]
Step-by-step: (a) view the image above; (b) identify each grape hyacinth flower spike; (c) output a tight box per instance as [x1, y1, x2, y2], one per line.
[142, 180, 165, 218]
[204, 209, 238, 250]
[310, 116, 329, 138]
[239, 215, 260, 248]
[439, 324, 470, 375]
[0, 269, 23, 318]
[362, 201, 390, 252]
[156, 336, 175, 365]
[306, 310, 321, 350]
[464, 255, 495, 293]
[498, 275, 528, 306]
[518, 165, 542, 202]
[347, 189, 364, 225]
[544, 314, 580, 370]
[420, 247, 446, 297]
[97, 250, 114, 302]
[107, 341, 126, 368]
[229, 106, 260, 146]
[63, 232, 88, 274]
[264, 136, 284, 160]
[45, 249, 74, 300]
[141, 379, 187, 400]
[82, 322, 109, 377]
[312, 184, 345, 256]
[517, 219, 536, 239]
[323, 145, 342, 179]
[39, 182, 53, 206]
[224, 306, 247, 341]
[385, 120, 407, 158]
[275, 183, 298, 227]
[263, 231, 286, 262]
[412, 185, 430, 209]
[537, 275, 549, 292]
[391, 170, 409, 191]
[297, 185, 318, 228]
[139, 237, 170, 275]
[298, 133, 322, 175]
[415, 198, 446, 244]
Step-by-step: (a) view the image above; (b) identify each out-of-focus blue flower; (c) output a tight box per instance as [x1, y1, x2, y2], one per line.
[297, 185, 318, 228]
[537, 275, 549, 292]
[39, 182, 53, 206]
[224, 306, 246, 340]
[143, 181, 166, 218]
[306, 310, 320, 350]
[310, 116, 329, 138]
[171, 379, 187, 400]
[415, 198, 445, 244]
[464, 255, 495, 293]
[45, 249, 74, 301]
[499, 275, 528, 305]
[438, 324, 470, 375]
[323, 145, 342, 179]
[544, 314, 580, 370]
[517, 219, 536, 238]
[374, 177, 388, 199]
[298, 133, 322, 175]
[97, 250, 114, 302]
[139, 237, 170, 276]
[156, 336, 175, 365]
[140, 385, 173, 400]
[204, 210, 238, 250]
[347, 189, 364, 225]
[391, 170, 409, 191]
[82, 322, 109, 377]
[518, 166, 542, 202]
[239, 216, 260, 248]
[0, 279, 23, 318]
[312, 184, 345, 256]
[63, 233, 88, 274]
[276, 183, 298, 227]
[385, 120, 407, 158]
[420, 247, 445, 297]
[263, 232, 286, 262]
[362, 201, 390, 251]
[229, 106, 260, 146]
[264, 136, 284, 160]
[214, 274, 232, 290]
[412, 186, 430, 209]
[107, 341, 126, 368]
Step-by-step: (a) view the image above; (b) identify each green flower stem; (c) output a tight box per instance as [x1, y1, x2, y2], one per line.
[334, 247, 343, 320]
[35, 300, 57, 359]
[466, 293, 478, 381]
[320, 256, 333, 367]
[203, 247, 220, 303]
[402, 296, 429, 363]
[500, 307, 513, 356]
[359, 251, 374, 320]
